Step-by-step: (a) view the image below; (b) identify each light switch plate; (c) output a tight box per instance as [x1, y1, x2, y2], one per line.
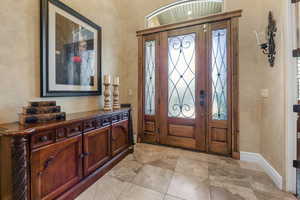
[260, 89, 269, 98]
[128, 89, 133, 96]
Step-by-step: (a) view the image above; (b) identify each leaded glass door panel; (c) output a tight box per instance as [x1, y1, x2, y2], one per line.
[140, 34, 160, 143]
[159, 26, 207, 151]
[207, 21, 232, 155]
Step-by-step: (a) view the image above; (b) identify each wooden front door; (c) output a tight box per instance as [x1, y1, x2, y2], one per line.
[159, 26, 207, 151]
[139, 16, 239, 156]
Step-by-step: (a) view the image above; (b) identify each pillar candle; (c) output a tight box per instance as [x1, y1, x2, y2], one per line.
[114, 76, 120, 85]
[104, 75, 111, 84]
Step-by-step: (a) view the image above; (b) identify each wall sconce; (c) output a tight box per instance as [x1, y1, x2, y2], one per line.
[254, 11, 277, 67]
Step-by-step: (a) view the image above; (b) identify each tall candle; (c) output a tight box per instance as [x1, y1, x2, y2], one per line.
[104, 74, 111, 84]
[114, 76, 120, 85]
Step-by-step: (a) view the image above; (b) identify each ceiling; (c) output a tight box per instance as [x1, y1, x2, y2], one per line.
[147, 0, 224, 28]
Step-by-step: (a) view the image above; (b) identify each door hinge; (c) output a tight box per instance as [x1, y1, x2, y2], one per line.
[293, 160, 300, 168]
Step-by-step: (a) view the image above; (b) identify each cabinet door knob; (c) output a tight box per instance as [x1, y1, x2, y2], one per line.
[40, 136, 48, 142]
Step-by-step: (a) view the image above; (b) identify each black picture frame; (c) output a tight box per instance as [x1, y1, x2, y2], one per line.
[41, 0, 102, 97]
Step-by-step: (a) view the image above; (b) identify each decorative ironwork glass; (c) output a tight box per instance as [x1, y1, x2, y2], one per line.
[168, 33, 196, 119]
[144, 41, 156, 115]
[212, 29, 227, 120]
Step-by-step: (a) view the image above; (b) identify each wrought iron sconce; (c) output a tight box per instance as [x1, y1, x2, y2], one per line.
[255, 11, 277, 67]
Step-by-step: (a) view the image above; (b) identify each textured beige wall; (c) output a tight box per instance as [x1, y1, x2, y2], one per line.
[259, 0, 286, 180]
[0, 0, 125, 124]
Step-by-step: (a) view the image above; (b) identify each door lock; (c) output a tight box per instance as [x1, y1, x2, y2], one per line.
[200, 90, 206, 106]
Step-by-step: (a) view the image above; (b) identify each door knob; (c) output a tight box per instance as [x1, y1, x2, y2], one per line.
[200, 90, 206, 106]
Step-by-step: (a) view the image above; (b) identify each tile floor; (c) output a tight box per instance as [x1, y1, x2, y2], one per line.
[76, 143, 296, 200]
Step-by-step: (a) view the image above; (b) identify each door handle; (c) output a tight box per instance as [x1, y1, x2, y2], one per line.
[200, 90, 206, 106]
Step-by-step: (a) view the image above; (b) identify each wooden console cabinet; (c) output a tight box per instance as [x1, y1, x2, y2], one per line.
[0, 108, 133, 200]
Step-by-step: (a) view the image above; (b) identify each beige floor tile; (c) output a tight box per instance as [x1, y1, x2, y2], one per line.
[76, 144, 295, 200]
[254, 191, 297, 200]
[118, 184, 164, 200]
[147, 155, 178, 171]
[209, 164, 252, 188]
[75, 183, 97, 200]
[93, 175, 131, 200]
[108, 159, 143, 182]
[167, 173, 210, 200]
[164, 194, 185, 200]
[210, 181, 257, 200]
[249, 171, 282, 194]
[238, 161, 263, 172]
[175, 157, 208, 179]
[133, 164, 173, 193]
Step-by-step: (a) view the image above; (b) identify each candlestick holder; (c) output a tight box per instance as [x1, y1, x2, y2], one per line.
[103, 83, 112, 111]
[112, 83, 120, 110]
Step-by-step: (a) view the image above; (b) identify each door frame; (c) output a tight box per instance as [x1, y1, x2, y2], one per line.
[285, 0, 297, 193]
[137, 10, 242, 159]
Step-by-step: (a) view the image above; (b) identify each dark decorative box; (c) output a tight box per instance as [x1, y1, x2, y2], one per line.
[19, 101, 65, 125]
[19, 113, 66, 125]
[23, 106, 61, 115]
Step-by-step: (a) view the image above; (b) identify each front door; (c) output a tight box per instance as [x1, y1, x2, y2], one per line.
[140, 20, 234, 155]
[159, 26, 207, 151]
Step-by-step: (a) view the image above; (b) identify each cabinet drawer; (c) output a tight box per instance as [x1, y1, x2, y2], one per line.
[31, 129, 55, 149]
[123, 112, 129, 120]
[56, 127, 67, 141]
[112, 114, 122, 124]
[101, 117, 111, 127]
[67, 123, 83, 137]
[83, 119, 95, 132]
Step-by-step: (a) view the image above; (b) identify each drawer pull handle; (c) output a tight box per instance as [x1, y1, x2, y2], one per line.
[40, 136, 49, 142]
[58, 132, 64, 137]
[79, 152, 91, 159]
[44, 156, 55, 169]
[71, 127, 79, 132]
[38, 156, 55, 176]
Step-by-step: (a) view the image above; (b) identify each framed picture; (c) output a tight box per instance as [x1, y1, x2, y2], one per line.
[41, 0, 102, 97]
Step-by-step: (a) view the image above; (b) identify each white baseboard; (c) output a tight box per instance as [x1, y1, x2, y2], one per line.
[240, 151, 283, 190]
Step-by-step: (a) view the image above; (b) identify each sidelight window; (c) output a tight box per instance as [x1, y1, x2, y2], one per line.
[144, 40, 156, 115]
[211, 29, 227, 120]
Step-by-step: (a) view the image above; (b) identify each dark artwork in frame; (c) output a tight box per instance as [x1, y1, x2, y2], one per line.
[41, 0, 102, 97]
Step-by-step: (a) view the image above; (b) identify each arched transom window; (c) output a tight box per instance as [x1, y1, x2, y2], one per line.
[146, 0, 224, 28]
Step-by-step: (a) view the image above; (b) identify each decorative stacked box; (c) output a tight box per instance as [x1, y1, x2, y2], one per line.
[19, 101, 66, 125]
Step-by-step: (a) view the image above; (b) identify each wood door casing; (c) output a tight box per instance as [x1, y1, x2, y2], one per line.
[111, 120, 129, 156]
[137, 13, 241, 158]
[159, 26, 207, 151]
[207, 21, 232, 155]
[83, 127, 110, 176]
[31, 135, 83, 200]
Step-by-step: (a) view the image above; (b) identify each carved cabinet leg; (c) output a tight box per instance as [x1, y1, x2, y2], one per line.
[11, 135, 29, 200]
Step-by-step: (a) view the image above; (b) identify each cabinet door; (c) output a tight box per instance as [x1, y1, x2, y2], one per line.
[31, 135, 83, 200]
[83, 127, 110, 176]
[111, 120, 129, 156]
